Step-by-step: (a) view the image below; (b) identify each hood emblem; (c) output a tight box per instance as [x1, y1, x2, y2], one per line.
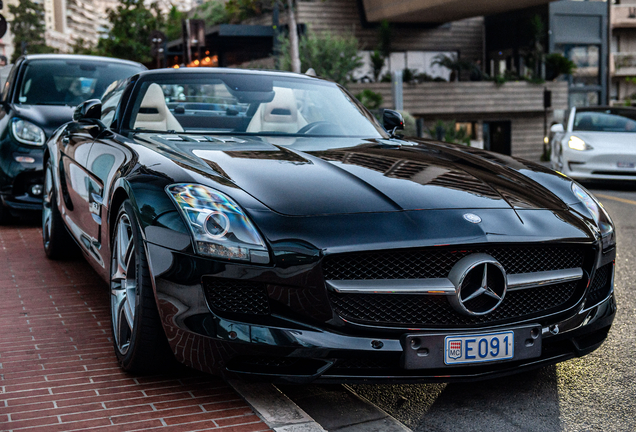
[463, 213, 482, 224]
[448, 254, 507, 316]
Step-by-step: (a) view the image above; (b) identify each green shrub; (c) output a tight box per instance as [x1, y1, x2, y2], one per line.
[355, 89, 383, 110]
[278, 30, 362, 86]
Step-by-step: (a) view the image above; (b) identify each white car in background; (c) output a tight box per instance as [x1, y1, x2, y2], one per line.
[550, 106, 636, 182]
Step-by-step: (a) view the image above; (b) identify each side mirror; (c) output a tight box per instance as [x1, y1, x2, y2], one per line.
[73, 99, 102, 122]
[550, 123, 564, 133]
[383, 109, 404, 134]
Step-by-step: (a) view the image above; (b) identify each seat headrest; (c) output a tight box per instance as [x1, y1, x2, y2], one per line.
[137, 83, 167, 122]
[262, 88, 298, 124]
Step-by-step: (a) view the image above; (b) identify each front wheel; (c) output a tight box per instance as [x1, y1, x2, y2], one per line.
[42, 159, 78, 259]
[110, 200, 174, 373]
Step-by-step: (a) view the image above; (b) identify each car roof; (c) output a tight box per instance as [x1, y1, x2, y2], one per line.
[576, 106, 636, 113]
[21, 54, 146, 69]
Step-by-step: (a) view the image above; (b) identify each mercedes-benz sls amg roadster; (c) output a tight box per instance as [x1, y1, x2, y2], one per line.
[42, 68, 616, 383]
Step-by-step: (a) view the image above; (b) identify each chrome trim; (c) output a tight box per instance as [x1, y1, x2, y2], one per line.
[507, 268, 583, 291]
[326, 278, 456, 295]
[326, 268, 583, 295]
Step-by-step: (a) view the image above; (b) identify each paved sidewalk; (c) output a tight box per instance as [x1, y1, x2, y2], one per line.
[0, 223, 270, 432]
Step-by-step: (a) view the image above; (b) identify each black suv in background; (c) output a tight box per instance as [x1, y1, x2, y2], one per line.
[0, 54, 145, 222]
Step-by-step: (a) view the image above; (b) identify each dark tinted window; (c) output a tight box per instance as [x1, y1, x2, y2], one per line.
[574, 110, 636, 133]
[18, 59, 143, 106]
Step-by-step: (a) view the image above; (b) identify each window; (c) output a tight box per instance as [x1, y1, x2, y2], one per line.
[554, 45, 600, 87]
[573, 109, 636, 132]
[100, 80, 127, 127]
[18, 59, 144, 106]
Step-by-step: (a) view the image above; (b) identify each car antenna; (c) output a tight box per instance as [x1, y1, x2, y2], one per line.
[305, 68, 317, 77]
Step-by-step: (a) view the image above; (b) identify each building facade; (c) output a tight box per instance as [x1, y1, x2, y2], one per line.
[610, 0, 636, 105]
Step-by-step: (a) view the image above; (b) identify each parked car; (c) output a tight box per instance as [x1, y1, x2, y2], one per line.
[0, 54, 145, 222]
[44, 68, 615, 383]
[550, 106, 636, 182]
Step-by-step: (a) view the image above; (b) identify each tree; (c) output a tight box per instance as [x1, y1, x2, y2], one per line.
[431, 53, 474, 82]
[191, 1, 229, 28]
[97, 0, 164, 63]
[8, 0, 55, 62]
[71, 38, 98, 55]
[286, 0, 300, 73]
[370, 50, 384, 82]
[278, 30, 362, 85]
[427, 120, 471, 145]
[164, 6, 184, 41]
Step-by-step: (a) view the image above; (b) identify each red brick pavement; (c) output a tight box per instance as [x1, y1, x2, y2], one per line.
[0, 223, 270, 432]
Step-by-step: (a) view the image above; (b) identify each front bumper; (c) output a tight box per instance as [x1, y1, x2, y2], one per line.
[0, 140, 44, 212]
[562, 148, 636, 182]
[146, 238, 616, 384]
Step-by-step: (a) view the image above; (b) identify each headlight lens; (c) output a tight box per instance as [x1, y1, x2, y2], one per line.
[11, 118, 46, 146]
[167, 184, 269, 263]
[567, 136, 591, 151]
[571, 183, 615, 250]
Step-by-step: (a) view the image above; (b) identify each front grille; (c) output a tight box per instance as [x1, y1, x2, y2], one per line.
[329, 281, 580, 327]
[323, 246, 584, 280]
[203, 277, 269, 315]
[585, 263, 613, 307]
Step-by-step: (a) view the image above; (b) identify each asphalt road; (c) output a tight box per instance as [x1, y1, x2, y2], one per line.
[348, 183, 636, 432]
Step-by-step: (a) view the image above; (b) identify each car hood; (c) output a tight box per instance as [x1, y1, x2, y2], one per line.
[12, 104, 74, 138]
[139, 135, 569, 216]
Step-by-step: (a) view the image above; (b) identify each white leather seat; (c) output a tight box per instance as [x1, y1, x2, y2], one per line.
[247, 88, 307, 133]
[134, 83, 183, 132]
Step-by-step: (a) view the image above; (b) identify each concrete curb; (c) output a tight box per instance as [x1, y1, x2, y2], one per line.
[228, 380, 326, 431]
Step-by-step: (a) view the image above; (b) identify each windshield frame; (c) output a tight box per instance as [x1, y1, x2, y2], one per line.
[120, 71, 390, 140]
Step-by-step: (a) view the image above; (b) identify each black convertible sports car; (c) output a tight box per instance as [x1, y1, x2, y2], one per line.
[0, 54, 145, 222]
[43, 68, 616, 383]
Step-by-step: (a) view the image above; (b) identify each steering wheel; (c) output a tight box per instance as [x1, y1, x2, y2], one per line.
[297, 121, 341, 134]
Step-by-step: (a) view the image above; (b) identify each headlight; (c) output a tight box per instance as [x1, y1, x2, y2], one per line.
[571, 183, 615, 250]
[11, 118, 46, 146]
[567, 136, 592, 151]
[167, 184, 269, 263]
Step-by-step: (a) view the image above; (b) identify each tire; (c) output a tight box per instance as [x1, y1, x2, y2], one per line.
[0, 200, 13, 225]
[110, 200, 174, 373]
[42, 159, 78, 259]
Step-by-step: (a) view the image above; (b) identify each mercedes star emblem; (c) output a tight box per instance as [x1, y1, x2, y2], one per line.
[463, 213, 482, 224]
[447, 253, 507, 316]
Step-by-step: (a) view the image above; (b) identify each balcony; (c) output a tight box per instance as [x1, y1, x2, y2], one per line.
[347, 81, 568, 116]
[611, 53, 636, 77]
[360, 0, 553, 23]
[611, 5, 636, 29]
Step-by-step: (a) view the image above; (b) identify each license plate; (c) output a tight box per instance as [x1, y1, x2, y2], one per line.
[444, 331, 514, 365]
[617, 162, 635, 169]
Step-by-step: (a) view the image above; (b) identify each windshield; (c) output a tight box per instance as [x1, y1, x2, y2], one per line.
[573, 109, 636, 133]
[18, 59, 144, 106]
[127, 73, 386, 138]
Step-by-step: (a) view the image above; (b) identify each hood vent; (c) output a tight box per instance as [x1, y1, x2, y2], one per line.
[152, 134, 246, 144]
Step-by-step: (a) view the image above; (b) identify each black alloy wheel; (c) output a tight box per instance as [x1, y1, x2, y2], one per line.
[42, 159, 78, 259]
[110, 200, 174, 373]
